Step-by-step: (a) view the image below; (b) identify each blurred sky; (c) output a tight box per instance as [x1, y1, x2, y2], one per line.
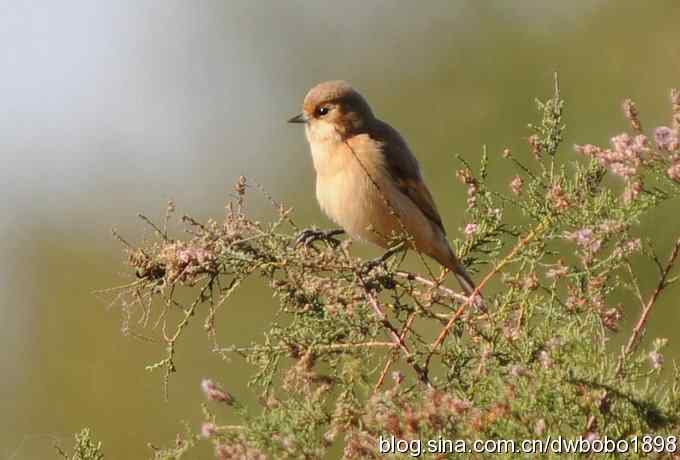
[1, 1, 679, 458]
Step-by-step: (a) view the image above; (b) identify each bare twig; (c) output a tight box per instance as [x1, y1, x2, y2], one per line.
[138, 213, 169, 242]
[394, 271, 469, 304]
[354, 271, 410, 355]
[617, 238, 680, 374]
[216, 341, 397, 355]
[354, 269, 431, 387]
[373, 311, 417, 392]
[624, 260, 646, 309]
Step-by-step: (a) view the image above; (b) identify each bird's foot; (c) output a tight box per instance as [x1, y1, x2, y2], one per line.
[360, 241, 406, 273]
[294, 228, 344, 249]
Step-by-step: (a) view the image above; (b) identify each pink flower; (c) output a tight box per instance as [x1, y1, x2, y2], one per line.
[510, 175, 524, 195]
[585, 432, 599, 443]
[201, 422, 217, 438]
[546, 262, 569, 279]
[464, 223, 479, 236]
[564, 228, 601, 253]
[655, 126, 679, 151]
[534, 419, 546, 436]
[610, 163, 637, 178]
[610, 133, 633, 152]
[574, 132, 646, 179]
[601, 307, 622, 331]
[201, 379, 233, 404]
[623, 180, 643, 204]
[574, 144, 601, 157]
[626, 238, 641, 252]
[668, 163, 680, 182]
[528, 134, 542, 158]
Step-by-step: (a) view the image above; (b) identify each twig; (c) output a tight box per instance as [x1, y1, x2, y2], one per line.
[617, 238, 680, 373]
[374, 312, 417, 392]
[354, 269, 431, 387]
[112, 228, 135, 250]
[394, 271, 469, 304]
[354, 272, 410, 355]
[216, 341, 397, 354]
[624, 261, 646, 309]
[138, 213, 169, 242]
[149, 275, 217, 400]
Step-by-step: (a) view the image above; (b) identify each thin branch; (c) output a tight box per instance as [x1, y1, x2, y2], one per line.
[138, 213, 169, 242]
[374, 311, 417, 392]
[354, 271, 410, 355]
[617, 238, 680, 374]
[394, 271, 469, 304]
[624, 260, 646, 309]
[216, 341, 397, 354]
[354, 269, 431, 387]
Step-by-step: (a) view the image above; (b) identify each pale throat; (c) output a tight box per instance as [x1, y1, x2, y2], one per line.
[305, 122, 346, 177]
[305, 120, 343, 144]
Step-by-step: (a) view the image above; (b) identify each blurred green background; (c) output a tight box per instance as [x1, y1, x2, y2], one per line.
[2, 1, 679, 458]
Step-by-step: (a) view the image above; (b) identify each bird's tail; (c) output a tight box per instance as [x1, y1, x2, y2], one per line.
[453, 264, 486, 310]
[452, 264, 477, 298]
[437, 247, 485, 309]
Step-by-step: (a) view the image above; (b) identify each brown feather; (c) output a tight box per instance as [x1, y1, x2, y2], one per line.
[297, 80, 482, 301]
[367, 119, 446, 234]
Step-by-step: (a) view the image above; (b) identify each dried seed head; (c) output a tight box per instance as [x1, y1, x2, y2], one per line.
[622, 98, 642, 131]
[671, 88, 680, 131]
[649, 350, 664, 370]
[528, 134, 542, 159]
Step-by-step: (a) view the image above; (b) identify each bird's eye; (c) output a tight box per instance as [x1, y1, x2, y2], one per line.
[317, 106, 329, 117]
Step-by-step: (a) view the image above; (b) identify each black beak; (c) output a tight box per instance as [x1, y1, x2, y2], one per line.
[287, 113, 307, 124]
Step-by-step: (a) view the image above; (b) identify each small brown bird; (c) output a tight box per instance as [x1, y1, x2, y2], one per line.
[289, 80, 478, 298]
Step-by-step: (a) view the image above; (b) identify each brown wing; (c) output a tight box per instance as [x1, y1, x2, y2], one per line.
[371, 119, 447, 235]
[398, 176, 446, 234]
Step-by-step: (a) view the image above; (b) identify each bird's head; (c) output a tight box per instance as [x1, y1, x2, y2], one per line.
[288, 80, 374, 141]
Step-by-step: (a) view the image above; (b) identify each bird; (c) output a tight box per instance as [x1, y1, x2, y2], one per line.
[288, 80, 479, 299]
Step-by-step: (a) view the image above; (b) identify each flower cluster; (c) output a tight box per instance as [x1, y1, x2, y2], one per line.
[655, 126, 679, 152]
[564, 228, 602, 254]
[456, 168, 479, 209]
[574, 133, 647, 179]
[216, 440, 267, 460]
[509, 175, 524, 196]
[575, 89, 680, 188]
[546, 182, 570, 212]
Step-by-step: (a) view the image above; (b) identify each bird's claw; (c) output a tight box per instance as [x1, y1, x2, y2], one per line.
[360, 257, 388, 274]
[360, 242, 406, 274]
[295, 228, 344, 249]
